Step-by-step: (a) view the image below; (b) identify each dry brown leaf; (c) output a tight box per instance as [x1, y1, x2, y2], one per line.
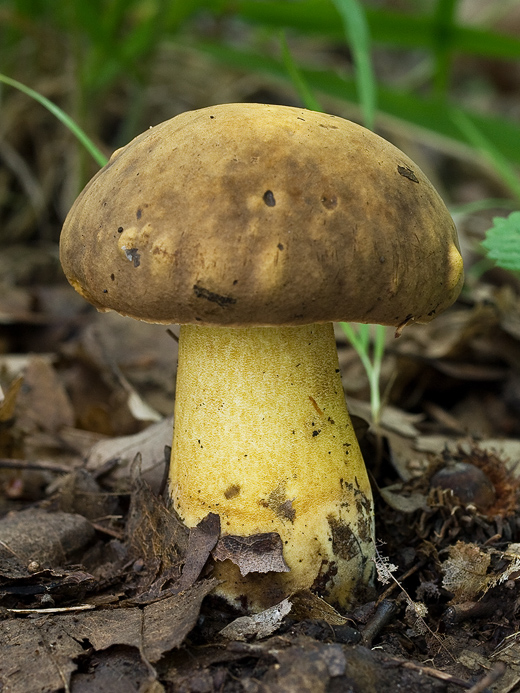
[289, 590, 351, 626]
[126, 478, 188, 570]
[71, 647, 154, 693]
[0, 616, 84, 693]
[0, 508, 95, 578]
[212, 533, 290, 576]
[86, 417, 173, 493]
[142, 579, 218, 662]
[15, 355, 74, 435]
[219, 598, 292, 641]
[442, 541, 491, 602]
[177, 512, 220, 591]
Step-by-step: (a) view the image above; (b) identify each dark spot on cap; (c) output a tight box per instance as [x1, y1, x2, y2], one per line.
[224, 484, 241, 499]
[277, 243, 284, 250]
[193, 284, 237, 308]
[397, 165, 419, 183]
[312, 430, 321, 437]
[263, 190, 276, 207]
[117, 226, 124, 233]
[321, 194, 337, 210]
[379, 256, 386, 263]
[103, 289, 108, 293]
[210, 115, 215, 119]
[110, 273, 115, 281]
[136, 208, 142, 219]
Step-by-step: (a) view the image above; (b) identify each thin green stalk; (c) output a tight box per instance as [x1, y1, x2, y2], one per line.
[331, 0, 377, 130]
[280, 33, 323, 112]
[451, 108, 520, 201]
[450, 198, 518, 217]
[340, 323, 386, 425]
[431, 0, 460, 98]
[0, 73, 108, 167]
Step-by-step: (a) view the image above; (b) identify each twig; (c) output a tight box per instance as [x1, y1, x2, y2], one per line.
[377, 560, 425, 602]
[159, 445, 171, 499]
[400, 661, 473, 689]
[362, 599, 399, 647]
[7, 604, 95, 614]
[0, 457, 75, 473]
[89, 521, 125, 540]
[166, 328, 179, 343]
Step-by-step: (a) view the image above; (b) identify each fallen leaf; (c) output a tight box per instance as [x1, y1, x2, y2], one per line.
[379, 484, 429, 513]
[71, 646, 154, 693]
[442, 541, 491, 602]
[142, 579, 218, 662]
[86, 417, 173, 493]
[289, 590, 352, 626]
[0, 615, 83, 693]
[15, 355, 74, 435]
[219, 598, 292, 641]
[177, 512, 220, 591]
[212, 533, 290, 576]
[0, 508, 95, 578]
[126, 478, 188, 571]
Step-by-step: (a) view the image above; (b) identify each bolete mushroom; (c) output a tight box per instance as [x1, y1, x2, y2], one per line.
[60, 103, 463, 611]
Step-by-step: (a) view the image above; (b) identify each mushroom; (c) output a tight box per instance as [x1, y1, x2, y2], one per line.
[60, 103, 463, 611]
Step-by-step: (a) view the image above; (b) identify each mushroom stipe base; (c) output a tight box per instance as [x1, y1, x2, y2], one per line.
[169, 323, 375, 612]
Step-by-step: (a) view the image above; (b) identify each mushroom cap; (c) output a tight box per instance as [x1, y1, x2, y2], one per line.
[60, 103, 463, 327]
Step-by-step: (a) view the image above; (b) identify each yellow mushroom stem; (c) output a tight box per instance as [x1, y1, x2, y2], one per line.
[169, 322, 375, 611]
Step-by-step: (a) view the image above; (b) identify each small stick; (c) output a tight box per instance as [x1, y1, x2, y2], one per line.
[362, 599, 399, 647]
[166, 328, 179, 343]
[401, 661, 472, 689]
[89, 521, 125, 540]
[0, 457, 74, 473]
[377, 561, 424, 602]
[7, 604, 95, 614]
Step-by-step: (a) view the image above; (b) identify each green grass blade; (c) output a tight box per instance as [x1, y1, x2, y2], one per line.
[280, 33, 323, 112]
[225, 1, 520, 59]
[450, 198, 518, 217]
[341, 323, 384, 424]
[0, 73, 108, 167]
[331, 0, 377, 130]
[431, 0, 459, 97]
[189, 40, 520, 166]
[450, 108, 520, 201]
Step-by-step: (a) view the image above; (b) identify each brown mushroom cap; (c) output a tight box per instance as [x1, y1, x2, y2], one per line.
[60, 103, 463, 327]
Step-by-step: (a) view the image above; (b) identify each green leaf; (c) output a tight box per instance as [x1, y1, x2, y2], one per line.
[482, 212, 520, 272]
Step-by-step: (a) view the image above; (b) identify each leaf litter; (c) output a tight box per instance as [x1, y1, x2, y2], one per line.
[0, 286, 519, 692]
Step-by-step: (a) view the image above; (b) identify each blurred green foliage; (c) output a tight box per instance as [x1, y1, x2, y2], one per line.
[2, 0, 520, 166]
